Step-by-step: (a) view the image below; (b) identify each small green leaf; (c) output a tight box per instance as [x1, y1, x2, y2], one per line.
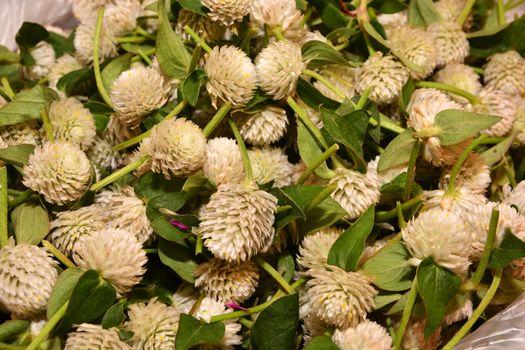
[11, 203, 49, 245]
[181, 69, 207, 106]
[177, 0, 208, 16]
[327, 207, 375, 271]
[303, 335, 339, 350]
[415, 0, 441, 26]
[301, 40, 350, 68]
[398, 79, 414, 115]
[251, 294, 299, 350]
[274, 185, 326, 220]
[296, 78, 340, 111]
[296, 197, 347, 234]
[297, 122, 334, 180]
[435, 109, 501, 145]
[102, 53, 132, 93]
[277, 252, 295, 283]
[374, 293, 403, 310]
[15, 22, 49, 50]
[135, 172, 185, 201]
[0, 85, 58, 127]
[0, 144, 35, 166]
[0, 320, 30, 343]
[46, 31, 75, 57]
[481, 133, 515, 166]
[309, 0, 350, 30]
[146, 192, 189, 241]
[47, 268, 84, 319]
[470, 15, 525, 58]
[158, 238, 197, 283]
[101, 299, 127, 329]
[417, 258, 460, 336]
[57, 68, 95, 97]
[175, 314, 225, 350]
[489, 230, 525, 269]
[378, 129, 415, 172]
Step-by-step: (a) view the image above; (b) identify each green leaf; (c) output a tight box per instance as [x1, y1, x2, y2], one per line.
[374, 293, 403, 310]
[0, 320, 30, 343]
[489, 230, 525, 269]
[0, 46, 19, 62]
[0, 85, 58, 127]
[135, 172, 185, 201]
[15, 22, 49, 49]
[175, 314, 225, 350]
[415, 0, 441, 26]
[0, 144, 35, 166]
[470, 16, 525, 58]
[57, 68, 95, 97]
[398, 79, 414, 115]
[274, 185, 326, 220]
[417, 258, 460, 336]
[481, 133, 515, 166]
[47, 268, 84, 319]
[301, 40, 350, 68]
[46, 32, 75, 57]
[435, 109, 501, 145]
[11, 203, 49, 245]
[296, 122, 333, 180]
[303, 335, 339, 350]
[378, 129, 415, 172]
[182, 69, 206, 106]
[296, 197, 347, 234]
[296, 78, 340, 111]
[370, 0, 407, 13]
[309, 0, 350, 30]
[146, 192, 189, 241]
[386, 290, 409, 315]
[277, 252, 295, 283]
[408, 0, 426, 27]
[101, 299, 127, 329]
[157, 0, 192, 79]
[177, 0, 208, 16]
[251, 294, 299, 350]
[121, 43, 155, 54]
[158, 238, 197, 283]
[102, 53, 132, 93]
[362, 242, 414, 291]
[327, 207, 374, 271]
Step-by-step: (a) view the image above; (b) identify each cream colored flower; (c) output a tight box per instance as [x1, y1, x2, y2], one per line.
[172, 283, 200, 314]
[433, 63, 482, 104]
[175, 9, 226, 43]
[27, 42, 56, 79]
[72, 0, 113, 22]
[0, 242, 58, 319]
[23, 141, 91, 205]
[200, 183, 277, 262]
[313, 65, 356, 102]
[202, 0, 250, 26]
[74, 20, 117, 64]
[249, 147, 294, 187]
[427, 21, 469, 67]
[297, 227, 343, 271]
[377, 11, 408, 35]
[255, 41, 305, 100]
[0, 122, 41, 148]
[484, 50, 525, 96]
[205, 45, 257, 108]
[439, 154, 490, 194]
[424, 190, 487, 230]
[48, 98, 97, 149]
[106, 113, 141, 144]
[435, 0, 466, 21]
[473, 87, 517, 137]
[355, 52, 409, 105]
[65, 323, 131, 350]
[194, 297, 242, 347]
[73, 229, 147, 294]
[332, 320, 393, 350]
[503, 180, 525, 214]
[238, 105, 288, 145]
[250, 0, 306, 42]
[87, 136, 123, 171]
[105, 0, 141, 36]
[195, 258, 259, 302]
[203, 137, 244, 186]
[443, 298, 473, 325]
[48, 54, 83, 91]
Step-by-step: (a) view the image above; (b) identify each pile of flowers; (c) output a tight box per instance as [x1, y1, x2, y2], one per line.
[1, 0, 525, 349]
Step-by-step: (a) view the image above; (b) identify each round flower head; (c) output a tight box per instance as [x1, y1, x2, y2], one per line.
[329, 160, 381, 220]
[302, 313, 330, 343]
[23, 141, 91, 205]
[402, 208, 471, 275]
[305, 266, 377, 328]
[255, 41, 305, 100]
[195, 258, 259, 302]
[439, 154, 491, 195]
[125, 298, 180, 350]
[176, 9, 226, 43]
[73, 229, 147, 295]
[104, 0, 141, 36]
[48, 54, 83, 91]
[484, 50, 525, 96]
[443, 298, 473, 325]
[48, 98, 97, 149]
[0, 122, 41, 148]
[27, 42, 56, 79]
[203, 137, 244, 186]
[49, 204, 105, 256]
[87, 136, 123, 171]
[473, 87, 517, 137]
[503, 180, 525, 214]
[110, 66, 171, 129]
[202, 0, 250, 25]
[297, 227, 343, 271]
[427, 21, 469, 67]
[72, 0, 112, 22]
[194, 297, 242, 347]
[435, 0, 466, 21]
[238, 105, 289, 145]
[204, 45, 257, 108]
[433, 63, 482, 104]
[106, 114, 140, 144]
[402, 320, 442, 350]
[150, 118, 206, 178]
[313, 65, 356, 102]
[65, 323, 131, 350]
[355, 52, 409, 105]
[249, 147, 294, 187]
[199, 183, 278, 262]
[250, 0, 306, 42]
[172, 283, 200, 314]
[74, 21, 117, 64]
[0, 242, 58, 319]
[332, 320, 393, 350]
[377, 11, 408, 35]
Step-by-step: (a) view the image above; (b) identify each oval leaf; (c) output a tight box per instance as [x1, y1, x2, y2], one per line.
[47, 268, 84, 319]
[158, 238, 197, 283]
[435, 109, 501, 145]
[11, 202, 49, 245]
[378, 129, 415, 172]
[0, 85, 58, 127]
[303, 335, 339, 350]
[302, 40, 350, 68]
[175, 314, 225, 350]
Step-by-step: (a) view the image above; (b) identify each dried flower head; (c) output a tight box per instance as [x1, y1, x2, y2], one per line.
[65, 323, 131, 350]
[238, 105, 289, 145]
[0, 122, 41, 148]
[427, 21, 469, 67]
[105, 0, 141, 36]
[87, 136, 123, 171]
[74, 21, 117, 64]
[203, 137, 244, 186]
[402, 320, 442, 350]
[440, 154, 491, 195]
[433, 63, 482, 104]
[23, 141, 91, 205]
[202, 0, 250, 25]
[150, 118, 206, 178]
[484, 50, 525, 96]
[195, 258, 259, 302]
[176, 9, 226, 42]
[444, 297, 473, 325]
[313, 65, 356, 102]
[172, 284, 200, 314]
[255, 41, 305, 100]
[473, 87, 517, 137]
[332, 320, 393, 350]
[106, 113, 141, 143]
[48, 98, 97, 149]
[249, 147, 294, 187]
[194, 297, 242, 347]
[205, 45, 257, 108]
[355, 52, 409, 105]
[305, 266, 377, 328]
[297, 227, 343, 271]
[27, 42, 56, 79]
[73, 229, 147, 294]
[250, 0, 306, 42]
[0, 242, 58, 319]
[48, 54, 83, 91]
[199, 183, 278, 262]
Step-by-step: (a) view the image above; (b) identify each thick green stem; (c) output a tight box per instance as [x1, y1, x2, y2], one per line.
[396, 201, 407, 229]
[362, 31, 376, 56]
[369, 113, 405, 134]
[458, 0, 476, 26]
[305, 183, 337, 212]
[302, 69, 346, 101]
[116, 36, 147, 43]
[135, 26, 156, 40]
[8, 189, 34, 208]
[404, 140, 421, 201]
[1, 77, 14, 100]
[203, 103, 232, 137]
[42, 240, 76, 269]
[93, 7, 114, 108]
[394, 278, 418, 349]
[184, 25, 212, 53]
[255, 256, 293, 294]
[0, 166, 7, 248]
[271, 26, 286, 41]
[137, 49, 153, 65]
[41, 110, 54, 142]
[91, 155, 149, 191]
[375, 195, 423, 222]
[26, 301, 69, 350]
[497, 0, 506, 25]
[195, 233, 203, 255]
[229, 119, 252, 183]
[356, 87, 371, 110]
[415, 81, 480, 105]
[297, 144, 339, 184]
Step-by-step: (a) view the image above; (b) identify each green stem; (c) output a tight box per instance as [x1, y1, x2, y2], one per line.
[195, 233, 203, 255]
[41, 110, 54, 142]
[144, 248, 158, 254]
[369, 113, 405, 134]
[229, 118, 252, 183]
[113, 100, 188, 151]
[93, 7, 114, 108]
[503, 157, 517, 187]
[203, 102, 232, 137]
[472, 66, 484, 75]
[276, 205, 292, 213]
[415, 81, 480, 105]
[375, 195, 423, 222]
[189, 45, 202, 73]
[305, 183, 337, 212]
[302, 69, 346, 101]
[239, 318, 253, 328]
[1, 77, 14, 100]
[135, 26, 156, 40]
[26, 301, 69, 350]
[356, 87, 371, 110]
[116, 36, 147, 43]
[404, 140, 421, 201]
[8, 189, 34, 208]
[255, 256, 293, 294]
[479, 136, 504, 144]
[184, 25, 212, 53]
[137, 49, 153, 65]
[396, 201, 406, 229]
[271, 27, 286, 41]
[0, 167, 7, 248]
[394, 278, 418, 349]
[42, 240, 76, 269]
[362, 31, 376, 56]
[458, 0, 476, 26]
[497, 0, 506, 25]
[0, 343, 25, 350]
[297, 144, 339, 184]
[91, 155, 149, 191]
[442, 269, 502, 350]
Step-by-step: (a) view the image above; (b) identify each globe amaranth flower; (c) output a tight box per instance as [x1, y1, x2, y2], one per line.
[302, 313, 330, 343]
[195, 258, 259, 303]
[48, 54, 83, 91]
[172, 283, 200, 314]
[484, 50, 525, 96]
[503, 180, 525, 214]
[427, 21, 469, 67]
[250, 0, 307, 42]
[202, 0, 250, 26]
[203, 137, 244, 186]
[255, 40, 305, 100]
[65, 323, 131, 350]
[27, 42, 56, 79]
[297, 227, 343, 271]
[435, 0, 467, 21]
[23, 141, 91, 205]
[355, 52, 409, 105]
[193, 297, 242, 348]
[49, 204, 105, 257]
[150, 118, 206, 178]
[0, 242, 58, 319]
[439, 154, 491, 195]
[402, 320, 442, 350]
[73, 229, 147, 295]
[87, 136, 123, 171]
[104, 0, 141, 36]
[0, 122, 41, 148]
[305, 266, 377, 328]
[125, 298, 180, 350]
[332, 320, 393, 350]
[433, 63, 482, 104]
[313, 65, 356, 102]
[238, 105, 289, 145]
[199, 182, 278, 262]
[401, 208, 471, 275]
[48, 97, 97, 149]
[443, 297, 473, 325]
[106, 113, 141, 144]
[205, 45, 257, 108]
[329, 160, 381, 220]
[74, 20, 117, 64]
[472, 87, 517, 137]
[175, 9, 226, 43]
[110, 66, 171, 129]
[249, 147, 295, 187]
[72, 0, 113, 22]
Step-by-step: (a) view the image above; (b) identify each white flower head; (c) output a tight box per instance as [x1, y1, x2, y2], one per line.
[433, 63, 482, 104]
[297, 227, 343, 271]
[473, 87, 517, 137]
[435, 0, 467, 21]
[313, 65, 356, 102]
[106, 113, 141, 144]
[175, 9, 226, 43]
[484, 50, 525, 96]
[249, 147, 294, 187]
[203, 137, 245, 186]
[377, 11, 408, 35]
[74, 20, 117, 64]
[172, 283, 200, 314]
[27, 42, 56, 79]
[439, 154, 491, 194]
[48, 54, 83, 91]
[87, 136, 124, 171]
[72, 0, 112, 22]
[65, 323, 131, 350]
[238, 105, 289, 145]
[503, 180, 525, 214]
[250, 0, 306, 42]
[105, 0, 141, 36]
[332, 320, 393, 350]
[202, 0, 250, 26]
[427, 21, 469, 67]
[194, 297, 242, 347]
[0, 122, 41, 148]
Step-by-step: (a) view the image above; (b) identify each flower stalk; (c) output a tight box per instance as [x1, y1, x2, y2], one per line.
[93, 7, 114, 108]
[91, 155, 149, 191]
[0, 166, 7, 248]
